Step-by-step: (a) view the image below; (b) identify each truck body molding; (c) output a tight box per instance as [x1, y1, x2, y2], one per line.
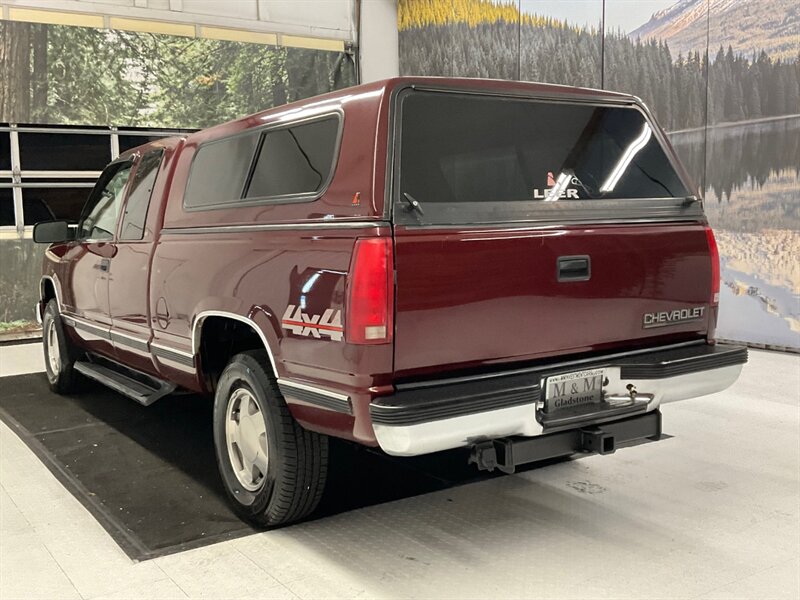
[192, 311, 278, 373]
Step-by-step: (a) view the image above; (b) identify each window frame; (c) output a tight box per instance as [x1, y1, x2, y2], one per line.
[117, 148, 165, 241]
[387, 85, 703, 227]
[183, 110, 344, 212]
[76, 159, 134, 243]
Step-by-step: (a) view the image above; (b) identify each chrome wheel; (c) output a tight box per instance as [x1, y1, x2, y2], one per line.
[46, 318, 61, 375]
[225, 387, 268, 491]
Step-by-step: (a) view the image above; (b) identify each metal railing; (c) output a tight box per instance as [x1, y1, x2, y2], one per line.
[0, 123, 191, 237]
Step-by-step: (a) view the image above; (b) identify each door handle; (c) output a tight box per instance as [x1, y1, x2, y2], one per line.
[557, 255, 590, 282]
[94, 258, 110, 272]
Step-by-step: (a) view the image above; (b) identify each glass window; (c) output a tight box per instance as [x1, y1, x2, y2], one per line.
[78, 162, 132, 240]
[245, 117, 339, 199]
[19, 131, 110, 171]
[397, 92, 689, 225]
[22, 187, 92, 224]
[120, 150, 163, 240]
[0, 189, 14, 226]
[184, 133, 259, 209]
[0, 133, 11, 171]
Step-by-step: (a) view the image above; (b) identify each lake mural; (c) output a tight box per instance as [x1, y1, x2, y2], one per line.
[690, 118, 799, 348]
[399, 0, 799, 350]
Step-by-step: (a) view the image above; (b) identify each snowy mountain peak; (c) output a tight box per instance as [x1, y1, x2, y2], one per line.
[630, 0, 799, 61]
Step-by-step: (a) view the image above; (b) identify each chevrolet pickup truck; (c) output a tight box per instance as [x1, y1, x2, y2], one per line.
[34, 77, 747, 526]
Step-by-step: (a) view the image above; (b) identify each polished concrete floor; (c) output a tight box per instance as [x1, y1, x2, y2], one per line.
[1, 343, 798, 600]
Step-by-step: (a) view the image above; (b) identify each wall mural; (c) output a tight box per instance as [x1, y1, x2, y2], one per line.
[399, 0, 799, 350]
[0, 20, 355, 335]
[0, 20, 356, 128]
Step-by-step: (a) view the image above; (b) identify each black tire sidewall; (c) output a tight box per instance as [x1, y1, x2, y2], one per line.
[42, 300, 76, 390]
[212, 355, 280, 518]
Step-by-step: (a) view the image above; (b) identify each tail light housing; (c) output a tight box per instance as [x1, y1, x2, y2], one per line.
[705, 225, 720, 306]
[345, 237, 394, 344]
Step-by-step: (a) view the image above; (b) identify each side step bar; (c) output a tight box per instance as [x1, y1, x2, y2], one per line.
[470, 411, 662, 474]
[74, 360, 176, 406]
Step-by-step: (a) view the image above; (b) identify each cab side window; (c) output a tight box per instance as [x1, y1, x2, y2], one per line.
[78, 162, 132, 240]
[120, 150, 163, 240]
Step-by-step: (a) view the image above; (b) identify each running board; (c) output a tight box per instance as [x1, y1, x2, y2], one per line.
[74, 360, 176, 406]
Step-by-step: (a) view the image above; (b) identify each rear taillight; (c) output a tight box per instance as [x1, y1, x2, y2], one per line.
[705, 225, 720, 306]
[345, 237, 394, 344]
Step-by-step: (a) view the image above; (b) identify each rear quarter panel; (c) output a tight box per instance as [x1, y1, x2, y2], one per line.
[150, 85, 392, 445]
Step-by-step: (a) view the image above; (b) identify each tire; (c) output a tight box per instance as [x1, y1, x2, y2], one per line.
[42, 299, 82, 394]
[213, 350, 328, 527]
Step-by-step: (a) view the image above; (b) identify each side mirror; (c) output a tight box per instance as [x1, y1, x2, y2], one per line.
[33, 220, 71, 244]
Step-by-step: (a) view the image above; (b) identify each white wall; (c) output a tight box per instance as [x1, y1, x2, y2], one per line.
[359, 0, 399, 82]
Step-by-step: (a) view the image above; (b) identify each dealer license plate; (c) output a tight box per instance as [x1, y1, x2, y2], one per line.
[545, 368, 605, 412]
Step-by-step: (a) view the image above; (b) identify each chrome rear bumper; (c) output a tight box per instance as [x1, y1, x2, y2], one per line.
[371, 342, 746, 456]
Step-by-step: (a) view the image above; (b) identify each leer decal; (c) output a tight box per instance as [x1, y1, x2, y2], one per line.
[282, 305, 344, 341]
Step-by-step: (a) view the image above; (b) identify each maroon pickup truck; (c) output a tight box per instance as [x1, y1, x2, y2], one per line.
[34, 77, 747, 526]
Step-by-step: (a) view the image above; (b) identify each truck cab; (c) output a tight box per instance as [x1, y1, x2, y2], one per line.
[34, 77, 747, 527]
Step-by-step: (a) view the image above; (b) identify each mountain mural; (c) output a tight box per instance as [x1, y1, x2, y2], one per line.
[631, 0, 799, 61]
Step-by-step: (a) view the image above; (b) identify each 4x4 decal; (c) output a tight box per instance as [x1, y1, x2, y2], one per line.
[281, 305, 343, 341]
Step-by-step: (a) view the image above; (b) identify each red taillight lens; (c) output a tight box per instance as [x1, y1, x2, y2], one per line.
[345, 237, 394, 344]
[705, 225, 720, 305]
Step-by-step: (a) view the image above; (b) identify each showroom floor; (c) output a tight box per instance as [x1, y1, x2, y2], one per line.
[1, 342, 798, 600]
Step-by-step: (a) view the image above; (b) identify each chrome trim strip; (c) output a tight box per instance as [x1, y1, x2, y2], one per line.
[39, 275, 62, 313]
[150, 342, 194, 359]
[109, 330, 149, 353]
[63, 315, 110, 339]
[162, 221, 388, 235]
[278, 380, 353, 415]
[277, 379, 351, 402]
[192, 311, 278, 374]
[150, 343, 194, 367]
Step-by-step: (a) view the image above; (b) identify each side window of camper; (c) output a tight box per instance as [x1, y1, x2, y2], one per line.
[183, 115, 341, 210]
[244, 117, 340, 200]
[183, 133, 259, 209]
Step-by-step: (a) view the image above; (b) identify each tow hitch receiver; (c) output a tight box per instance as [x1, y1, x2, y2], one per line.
[470, 411, 662, 474]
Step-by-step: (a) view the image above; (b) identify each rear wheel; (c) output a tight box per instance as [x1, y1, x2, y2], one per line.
[42, 300, 81, 394]
[212, 350, 328, 527]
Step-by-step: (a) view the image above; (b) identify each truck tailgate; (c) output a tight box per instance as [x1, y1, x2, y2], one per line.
[393, 222, 713, 377]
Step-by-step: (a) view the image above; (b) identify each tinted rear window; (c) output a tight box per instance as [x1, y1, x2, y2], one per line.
[396, 92, 690, 225]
